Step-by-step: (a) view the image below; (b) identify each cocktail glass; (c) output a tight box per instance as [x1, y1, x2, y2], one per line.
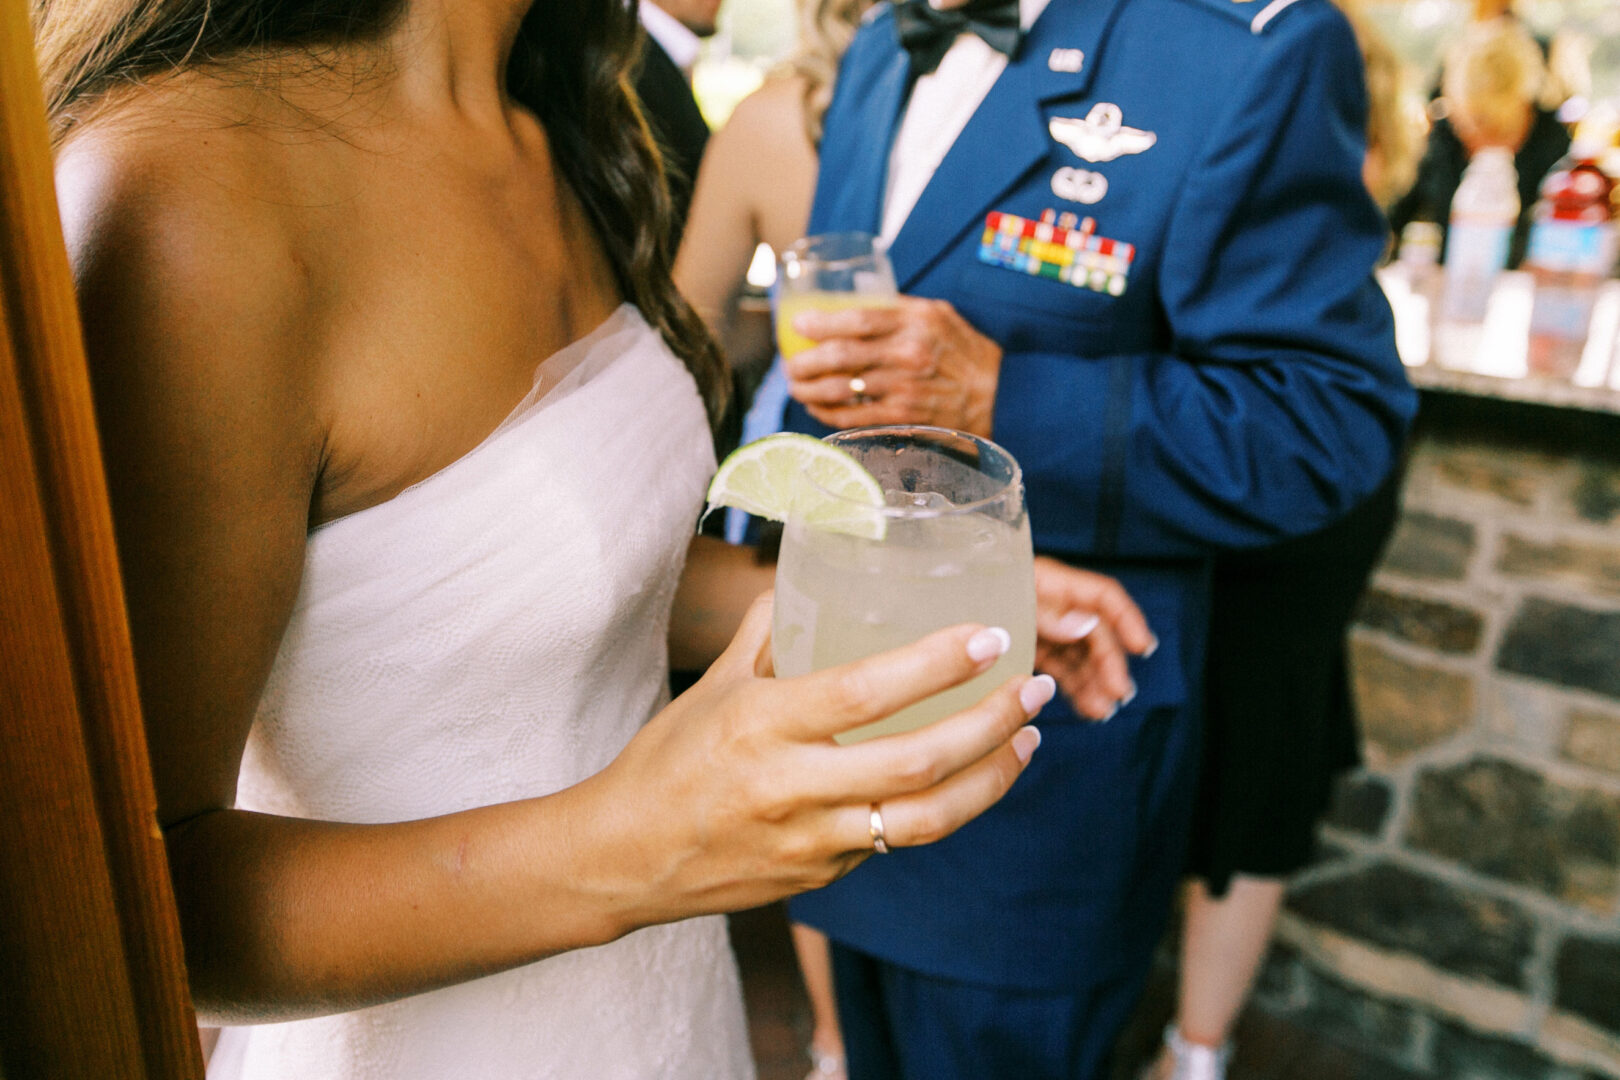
[773, 426, 1036, 744]
[776, 233, 897, 361]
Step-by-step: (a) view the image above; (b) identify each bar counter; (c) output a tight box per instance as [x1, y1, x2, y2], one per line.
[1381, 269, 1620, 415]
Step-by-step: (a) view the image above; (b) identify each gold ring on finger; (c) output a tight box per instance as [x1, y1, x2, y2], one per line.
[869, 802, 890, 854]
[848, 375, 872, 404]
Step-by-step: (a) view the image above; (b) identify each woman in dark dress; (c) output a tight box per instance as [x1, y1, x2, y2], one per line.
[1141, 474, 1403, 1080]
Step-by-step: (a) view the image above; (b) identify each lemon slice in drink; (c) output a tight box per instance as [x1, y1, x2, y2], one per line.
[706, 433, 887, 540]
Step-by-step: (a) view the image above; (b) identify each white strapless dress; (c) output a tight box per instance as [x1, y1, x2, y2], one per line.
[208, 306, 755, 1080]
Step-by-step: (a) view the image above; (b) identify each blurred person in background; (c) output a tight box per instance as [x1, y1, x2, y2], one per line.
[1428, 0, 1590, 119]
[1137, 8, 1421, 1078]
[676, 0, 865, 414]
[636, 0, 724, 243]
[1389, 17, 1571, 267]
[1357, 9, 1423, 210]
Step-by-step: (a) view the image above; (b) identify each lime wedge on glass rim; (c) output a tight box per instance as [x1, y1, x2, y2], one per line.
[705, 433, 888, 540]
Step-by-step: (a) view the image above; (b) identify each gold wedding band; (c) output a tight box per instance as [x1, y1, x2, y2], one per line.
[848, 375, 870, 403]
[869, 803, 890, 854]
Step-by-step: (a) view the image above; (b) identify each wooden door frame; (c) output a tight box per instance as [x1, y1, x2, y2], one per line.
[0, 2, 204, 1076]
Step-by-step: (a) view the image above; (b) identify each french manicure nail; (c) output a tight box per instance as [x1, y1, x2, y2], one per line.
[1099, 702, 1118, 723]
[967, 626, 1012, 663]
[1142, 633, 1159, 658]
[1013, 725, 1042, 763]
[1019, 674, 1056, 715]
[1121, 680, 1137, 707]
[1056, 611, 1100, 640]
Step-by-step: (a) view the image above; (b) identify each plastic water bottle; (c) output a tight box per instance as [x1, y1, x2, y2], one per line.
[1441, 147, 1520, 324]
[1391, 221, 1444, 365]
[1524, 141, 1618, 376]
[1398, 221, 1444, 298]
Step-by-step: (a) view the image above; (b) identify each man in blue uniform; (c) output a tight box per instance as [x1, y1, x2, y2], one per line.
[780, 0, 1417, 1075]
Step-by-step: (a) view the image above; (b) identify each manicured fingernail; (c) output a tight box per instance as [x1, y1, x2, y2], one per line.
[1013, 725, 1042, 763]
[967, 626, 1012, 663]
[1019, 674, 1056, 715]
[1056, 612, 1099, 640]
[1121, 680, 1137, 707]
[1099, 702, 1118, 723]
[1142, 634, 1159, 658]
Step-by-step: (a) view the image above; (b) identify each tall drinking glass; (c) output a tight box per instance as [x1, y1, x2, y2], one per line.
[776, 232, 897, 361]
[773, 426, 1037, 745]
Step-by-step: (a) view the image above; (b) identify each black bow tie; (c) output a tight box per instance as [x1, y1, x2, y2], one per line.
[893, 0, 1024, 80]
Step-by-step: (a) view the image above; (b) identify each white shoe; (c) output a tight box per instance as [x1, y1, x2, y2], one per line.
[1162, 1025, 1231, 1080]
[804, 1045, 846, 1080]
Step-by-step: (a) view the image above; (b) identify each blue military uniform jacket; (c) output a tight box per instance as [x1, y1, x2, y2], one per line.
[786, 0, 1417, 990]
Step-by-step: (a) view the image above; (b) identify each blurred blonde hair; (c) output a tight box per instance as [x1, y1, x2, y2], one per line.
[781, 0, 871, 147]
[1330, 0, 1422, 205]
[1337, 1, 1422, 205]
[1442, 18, 1546, 145]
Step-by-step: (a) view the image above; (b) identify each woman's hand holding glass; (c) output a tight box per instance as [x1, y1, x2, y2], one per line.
[581, 593, 1048, 928]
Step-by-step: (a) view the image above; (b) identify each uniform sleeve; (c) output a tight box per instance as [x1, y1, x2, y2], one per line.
[990, 4, 1417, 560]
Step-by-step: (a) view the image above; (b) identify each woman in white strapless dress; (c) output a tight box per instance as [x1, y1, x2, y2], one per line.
[40, 0, 1133, 1073]
[206, 307, 755, 1078]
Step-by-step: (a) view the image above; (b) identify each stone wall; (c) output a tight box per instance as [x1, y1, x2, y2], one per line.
[1257, 409, 1620, 1079]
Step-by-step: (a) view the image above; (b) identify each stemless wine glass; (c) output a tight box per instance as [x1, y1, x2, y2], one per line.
[775, 232, 898, 362]
[773, 426, 1037, 745]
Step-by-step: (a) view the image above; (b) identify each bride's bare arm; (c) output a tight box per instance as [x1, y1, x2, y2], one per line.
[63, 138, 1043, 1028]
[669, 535, 774, 670]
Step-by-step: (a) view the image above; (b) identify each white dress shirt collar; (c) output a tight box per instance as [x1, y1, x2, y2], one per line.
[639, 2, 703, 76]
[879, 0, 1057, 245]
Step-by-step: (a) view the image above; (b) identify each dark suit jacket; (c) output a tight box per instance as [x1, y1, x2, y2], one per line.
[632, 36, 710, 247]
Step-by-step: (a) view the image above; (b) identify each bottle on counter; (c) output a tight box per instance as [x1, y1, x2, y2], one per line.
[1441, 147, 1520, 324]
[1397, 221, 1444, 294]
[1523, 140, 1618, 376]
[1389, 221, 1444, 366]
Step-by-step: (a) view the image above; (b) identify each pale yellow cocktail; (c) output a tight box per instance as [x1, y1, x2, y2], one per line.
[776, 291, 896, 360]
[771, 427, 1036, 745]
[776, 232, 896, 363]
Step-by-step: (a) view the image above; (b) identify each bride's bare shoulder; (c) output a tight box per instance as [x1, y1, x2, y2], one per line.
[54, 81, 318, 365]
[60, 85, 296, 278]
[55, 80, 327, 482]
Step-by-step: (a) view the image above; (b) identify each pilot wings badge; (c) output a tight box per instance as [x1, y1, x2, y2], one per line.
[1048, 103, 1156, 163]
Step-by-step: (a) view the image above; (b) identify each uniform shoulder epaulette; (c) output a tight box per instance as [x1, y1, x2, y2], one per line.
[1164, 0, 1322, 36]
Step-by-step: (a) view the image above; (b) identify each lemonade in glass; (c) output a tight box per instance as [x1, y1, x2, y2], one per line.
[776, 233, 896, 360]
[772, 426, 1036, 744]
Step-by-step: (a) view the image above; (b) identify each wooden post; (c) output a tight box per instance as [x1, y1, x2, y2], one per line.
[0, 1, 205, 1076]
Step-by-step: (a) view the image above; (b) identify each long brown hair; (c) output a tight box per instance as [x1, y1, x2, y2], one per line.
[30, 0, 729, 429]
